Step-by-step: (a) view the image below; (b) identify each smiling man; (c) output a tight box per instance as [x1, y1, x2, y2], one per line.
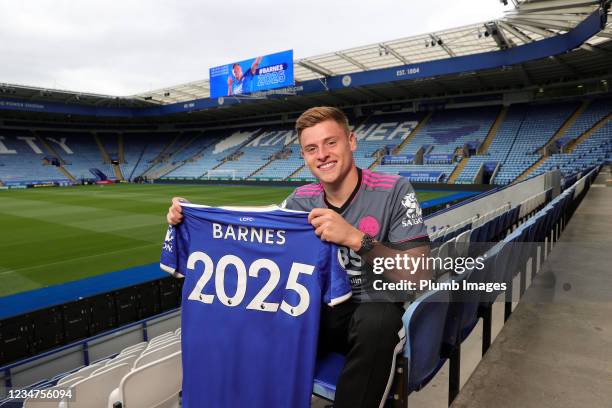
[279, 106, 431, 408]
[165, 106, 430, 408]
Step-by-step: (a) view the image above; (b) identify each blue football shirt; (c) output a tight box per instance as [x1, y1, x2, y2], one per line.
[160, 204, 352, 408]
[232, 66, 255, 95]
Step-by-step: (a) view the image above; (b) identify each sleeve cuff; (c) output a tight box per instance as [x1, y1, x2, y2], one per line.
[327, 291, 352, 306]
[160, 263, 184, 278]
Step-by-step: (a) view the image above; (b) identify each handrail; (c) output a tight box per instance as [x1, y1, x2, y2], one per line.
[424, 187, 500, 220]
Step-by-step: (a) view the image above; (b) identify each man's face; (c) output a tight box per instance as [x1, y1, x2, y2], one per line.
[232, 64, 243, 80]
[300, 119, 356, 185]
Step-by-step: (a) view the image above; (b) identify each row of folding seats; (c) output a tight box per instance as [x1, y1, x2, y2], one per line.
[20, 329, 182, 408]
[429, 218, 471, 243]
[392, 167, 596, 404]
[429, 201, 512, 245]
[429, 192, 552, 282]
[517, 191, 547, 219]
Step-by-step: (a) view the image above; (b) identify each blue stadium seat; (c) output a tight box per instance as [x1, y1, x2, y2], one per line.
[312, 289, 450, 404]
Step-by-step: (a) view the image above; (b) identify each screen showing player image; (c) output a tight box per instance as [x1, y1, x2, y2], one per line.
[209, 49, 294, 97]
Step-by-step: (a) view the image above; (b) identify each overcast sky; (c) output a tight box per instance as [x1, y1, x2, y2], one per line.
[0, 0, 510, 96]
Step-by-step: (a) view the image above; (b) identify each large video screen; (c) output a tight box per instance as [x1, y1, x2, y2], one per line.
[209, 50, 294, 98]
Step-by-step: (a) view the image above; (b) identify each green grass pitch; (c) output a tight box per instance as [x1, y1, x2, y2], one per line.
[0, 184, 452, 297]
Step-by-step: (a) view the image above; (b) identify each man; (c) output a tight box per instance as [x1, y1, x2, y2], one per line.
[227, 56, 262, 96]
[167, 106, 430, 408]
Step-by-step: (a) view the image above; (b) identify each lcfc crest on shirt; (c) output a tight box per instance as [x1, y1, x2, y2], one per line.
[401, 193, 423, 226]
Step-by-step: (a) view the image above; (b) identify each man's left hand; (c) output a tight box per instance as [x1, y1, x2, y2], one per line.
[308, 208, 364, 251]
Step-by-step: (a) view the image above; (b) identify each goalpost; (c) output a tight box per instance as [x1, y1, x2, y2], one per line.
[204, 169, 237, 180]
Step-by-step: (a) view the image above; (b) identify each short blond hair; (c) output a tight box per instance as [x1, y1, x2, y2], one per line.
[295, 106, 350, 139]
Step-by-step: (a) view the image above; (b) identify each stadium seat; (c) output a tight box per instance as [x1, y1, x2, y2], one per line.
[477, 242, 505, 354]
[441, 263, 488, 403]
[144, 337, 179, 353]
[108, 350, 182, 408]
[100, 355, 138, 372]
[454, 230, 471, 257]
[145, 337, 177, 350]
[64, 363, 131, 408]
[134, 341, 181, 369]
[312, 289, 450, 403]
[23, 390, 65, 408]
[119, 342, 146, 355]
[57, 361, 108, 385]
[148, 332, 175, 345]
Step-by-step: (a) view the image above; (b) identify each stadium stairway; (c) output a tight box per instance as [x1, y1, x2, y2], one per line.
[565, 112, 612, 152]
[139, 133, 181, 178]
[93, 132, 111, 164]
[57, 165, 77, 183]
[477, 106, 507, 154]
[158, 135, 223, 179]
[518, 105, 612, 182]
[286, 163, 306, 180]
[112, 163, 124, 180]
[368, 111, 433, 171]
[201, 128, 265, 177]
[117, 133, 125, 163]
[513, 155, 548, 183]
[448, 156, 469, 183]
[247, 133, 299, 179]
[538, 100, 589, 154]
[34, 131, 65, 165]
[34, 132, 77, 182]
[146, 134, 201, 179]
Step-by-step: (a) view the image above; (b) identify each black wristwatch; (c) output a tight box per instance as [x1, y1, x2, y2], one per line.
[356, 233, 375, 256]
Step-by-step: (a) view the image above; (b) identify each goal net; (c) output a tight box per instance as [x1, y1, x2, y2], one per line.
[204, 169, 237, 180]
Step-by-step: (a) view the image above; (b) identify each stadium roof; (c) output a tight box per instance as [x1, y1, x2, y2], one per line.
[0, 0, 609, 110]
[134, 0, 612, 104]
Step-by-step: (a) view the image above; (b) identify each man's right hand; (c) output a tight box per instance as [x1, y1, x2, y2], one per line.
[167, 197, 188, 225]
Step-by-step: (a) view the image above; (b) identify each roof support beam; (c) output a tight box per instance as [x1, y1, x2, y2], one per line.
[497, 20, 534, 44]
[297, 60, 334, 77]
[504, 11, 589, 23]
[485, 22, 514, 49]
[509, 21, 556, 37]
[429, 34, 456, 57]
[506, 17, 575, 31]
[516, 0, 597, 13]
[379, 43, 410, 65]
[335, 52, 369, 71]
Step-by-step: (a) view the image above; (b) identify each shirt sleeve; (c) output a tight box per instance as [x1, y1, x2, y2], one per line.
[280, 190, 304, 211]
[320, 243, 352, 306]
[160, 224, 185, 278]
[387, 178, 430, 248]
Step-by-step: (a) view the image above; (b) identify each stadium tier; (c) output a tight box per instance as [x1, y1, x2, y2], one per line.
[492, 101, 578, 184]
[1, 99, 611, 187]
[0, 129, 72, 184]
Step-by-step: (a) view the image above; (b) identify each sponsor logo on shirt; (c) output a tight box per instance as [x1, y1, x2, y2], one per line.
[163, 225, 174, 253]
[400, 193, 423, 226]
